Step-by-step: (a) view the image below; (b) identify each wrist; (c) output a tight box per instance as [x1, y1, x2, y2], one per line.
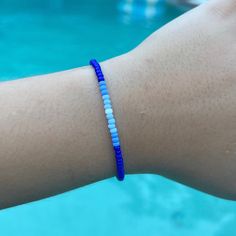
[101, 52, 166, 175]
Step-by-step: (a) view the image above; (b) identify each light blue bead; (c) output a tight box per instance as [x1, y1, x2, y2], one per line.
[104, 104, 112, 109]
[110, 128, 118, 133]
[113, 142, 120, 147]
[112, 137, 119, 143]
[102, 95, 110, 100]
[99, 85, 107, 90]
[105, 108, 113, 114]
[108, 123, 116, 129]
[101, 90, 108, 96]
[104, 99, 111, 105]
[106, 113, 114, 119]
[108, 118, 115, 124]
[103, 99, 111, 104]
[99, 81, 106, 86]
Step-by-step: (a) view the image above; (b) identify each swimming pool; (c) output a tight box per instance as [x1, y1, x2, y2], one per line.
[0, 0, 236, 235]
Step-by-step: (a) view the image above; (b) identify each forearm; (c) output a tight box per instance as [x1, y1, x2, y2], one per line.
[0, 56, 137, 208]
[0, 52, 161, 209]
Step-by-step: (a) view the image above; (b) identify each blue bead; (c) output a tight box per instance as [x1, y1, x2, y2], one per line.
[99, 85, 107, 90]
[100, 88, 108, 92]
[101, 90, 108, 96]
[113, 142, 120, 146]
[112, 137, 119, 143]
[108, 124, 116, 129]
[100, 89, 107, 94]
[100, 85, 107, 90]
[110, 128, 118, 133]
[100, 87, 107, 91]
[99, 81, 106, 86]
[100, 89, 108, 96]
[100, 86, 107, 90]
[111, 132, 118, 138]
[108, 118, 115, 124]
[100, 85, 107, 89]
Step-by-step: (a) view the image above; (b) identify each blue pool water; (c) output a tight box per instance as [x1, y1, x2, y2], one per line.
[0, 0, 236, 235]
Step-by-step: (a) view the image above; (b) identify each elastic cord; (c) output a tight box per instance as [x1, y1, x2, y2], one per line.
[89, 59, 125, 181]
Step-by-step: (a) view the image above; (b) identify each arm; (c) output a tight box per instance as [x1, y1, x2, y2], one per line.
[0, 0, 236, 209]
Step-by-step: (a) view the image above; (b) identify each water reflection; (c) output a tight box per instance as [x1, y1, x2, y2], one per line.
[112, 174, 236, 234]
[118, 0, 182, 26]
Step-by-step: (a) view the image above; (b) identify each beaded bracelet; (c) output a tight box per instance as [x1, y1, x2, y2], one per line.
[89, 59, 125, 181]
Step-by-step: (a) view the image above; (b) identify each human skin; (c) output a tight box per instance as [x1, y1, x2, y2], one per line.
[0, 0, 235, 209]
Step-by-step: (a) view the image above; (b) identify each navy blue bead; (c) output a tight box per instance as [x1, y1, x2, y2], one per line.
[113, 145, 121, 151]
[116, 165, 124, 181]
[116, 154, 122, 160]
[116, 149, 122, 155]
[89, 59, 96, 66]
[98, 77, 104, 82]
[114, 145, 121, 150]
[115, 150, 121, 155]
[115, 152, 121, 157]
[117, 159, 123, 165]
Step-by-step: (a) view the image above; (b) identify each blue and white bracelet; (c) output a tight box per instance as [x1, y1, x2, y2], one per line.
[89, 59, 125, 181]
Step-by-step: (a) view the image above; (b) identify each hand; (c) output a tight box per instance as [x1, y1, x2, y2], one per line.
[116, 0, 236, 199]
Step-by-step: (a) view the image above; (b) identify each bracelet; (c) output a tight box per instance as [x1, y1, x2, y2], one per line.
[89, 59, 125, 181]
